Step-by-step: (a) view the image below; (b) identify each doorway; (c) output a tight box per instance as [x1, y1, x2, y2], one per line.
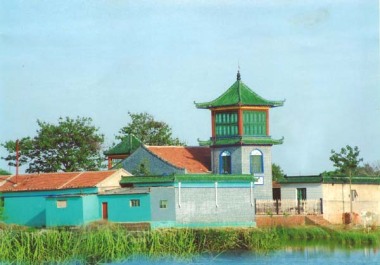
[102, 202, 108, 220]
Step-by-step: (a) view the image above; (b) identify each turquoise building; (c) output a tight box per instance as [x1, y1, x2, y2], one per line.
[0, 169, 131, 227]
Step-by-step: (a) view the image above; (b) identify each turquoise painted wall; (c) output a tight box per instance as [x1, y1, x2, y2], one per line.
[82, 195, 101, 223]
[3, 188, 97, 227]
[46, 195, 100, 227]
[98, 193, 151, 222]
[46, 196, 84, 227]
[4, 196, 46, 227]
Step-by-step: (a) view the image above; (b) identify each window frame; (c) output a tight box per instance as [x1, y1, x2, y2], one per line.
[243, 110, 267, 136]
[56, 200, 67, 209]
[159, 200, 168, 209]
[296, 188, 307, 201]
[250, 149, 264, 174]
[215, 112, 238, 137]
[219, 150, 232, 174]
[130, 199, 141, 207]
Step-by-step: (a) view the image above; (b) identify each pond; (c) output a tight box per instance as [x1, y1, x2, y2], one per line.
[108, 247, 380, 265]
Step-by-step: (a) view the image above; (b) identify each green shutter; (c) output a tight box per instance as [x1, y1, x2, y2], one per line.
[243, 111, 267, 136]
[215, 112, 238, 137]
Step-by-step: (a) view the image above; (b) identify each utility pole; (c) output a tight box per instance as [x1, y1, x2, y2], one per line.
[16, 139, 19, 179]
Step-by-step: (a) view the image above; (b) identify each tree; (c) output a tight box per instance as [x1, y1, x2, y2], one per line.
[1, 117, 105, 173]
[329, 145, 363, 223]
[272, 163, 284, 181]
[118, 112, 185, 146]
[356, 161, 380, 176]
[329, 145, 363, 175]
[0, 169, 11, 175]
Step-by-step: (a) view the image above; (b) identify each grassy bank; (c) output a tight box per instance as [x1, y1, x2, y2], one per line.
[0, 225, 379, 264]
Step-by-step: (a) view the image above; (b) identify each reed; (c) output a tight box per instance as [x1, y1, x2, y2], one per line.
[0, 225, 379, 264]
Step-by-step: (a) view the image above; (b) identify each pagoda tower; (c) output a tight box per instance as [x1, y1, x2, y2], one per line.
[195, 71, 284, 199]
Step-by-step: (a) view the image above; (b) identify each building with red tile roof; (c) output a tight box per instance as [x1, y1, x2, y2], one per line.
[120, 145, 211, 176]
[0, 169, 132, 227]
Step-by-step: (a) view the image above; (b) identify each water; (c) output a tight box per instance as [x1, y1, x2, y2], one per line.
[108, 247, 380, 265]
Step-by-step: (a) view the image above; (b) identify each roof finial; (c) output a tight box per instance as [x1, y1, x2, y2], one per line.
[237, 61, 241, 80]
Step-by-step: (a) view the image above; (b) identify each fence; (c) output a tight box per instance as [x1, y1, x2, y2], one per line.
[255, 199, 323, 215]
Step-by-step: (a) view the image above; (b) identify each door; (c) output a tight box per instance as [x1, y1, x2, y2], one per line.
[102, 202, 108, 220]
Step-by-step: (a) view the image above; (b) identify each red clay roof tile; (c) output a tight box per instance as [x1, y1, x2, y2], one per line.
[146, 146, 211, 174]
[0, 171, 118, 192]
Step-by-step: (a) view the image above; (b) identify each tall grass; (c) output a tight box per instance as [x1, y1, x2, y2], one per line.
[0, 225, 379, 264]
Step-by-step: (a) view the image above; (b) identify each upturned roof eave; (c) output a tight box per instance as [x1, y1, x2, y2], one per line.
[195, 101, 284, 109]
[103, 134, 142, 156]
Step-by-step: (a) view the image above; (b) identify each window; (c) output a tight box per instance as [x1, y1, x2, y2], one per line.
[57, 200, 67, 208]
[243, 111, 267, 136]
[160, 200, 168, 209]
[220, 150, 232, 174]
[250, 150, 263, 173]
[297, 188, 307, 201]
[215, 112, 238, 137]
[130, 199, 140, 207]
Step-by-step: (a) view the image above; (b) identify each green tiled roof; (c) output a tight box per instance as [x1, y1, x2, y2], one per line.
[195, 72, 284, 109]
[322, 175, 380, 184]
[277, 174, 380, 185]
[120, 176, 174, 185]
[198, 136, 284, 146]
[120, 174, 255, 185]
[277, 175, 323, 184]
[103, 134, 141, 156]
[175, 174, 255, 182]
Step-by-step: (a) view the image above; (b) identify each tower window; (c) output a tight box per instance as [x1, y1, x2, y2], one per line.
[250, 149, 263, 174]
[220, 150, 232, 174]
[215, 112, 238, 137]
[243, 111, 267, 136]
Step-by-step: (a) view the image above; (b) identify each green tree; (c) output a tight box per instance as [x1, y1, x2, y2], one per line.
[272, 163, 284, 181]
[330, 145, 363, 223]
[1, 117, 105, 173]
[0, 169, 11, 175]
[356, 161, 380, 176]
[329, 145, 363, 175]
[118, 112, 185, 146]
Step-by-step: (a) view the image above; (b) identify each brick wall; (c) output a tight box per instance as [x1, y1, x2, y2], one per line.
[256, 215, 306, 227]
[175, 186, 255, 224]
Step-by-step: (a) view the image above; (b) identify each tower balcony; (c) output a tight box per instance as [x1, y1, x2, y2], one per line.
[198, 135, 284, 147]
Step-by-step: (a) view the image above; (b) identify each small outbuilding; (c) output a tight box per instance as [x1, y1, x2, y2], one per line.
[0, 169, 130, 227]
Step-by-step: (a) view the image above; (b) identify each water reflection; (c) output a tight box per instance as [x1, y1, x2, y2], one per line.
[109, 247, 380, 265]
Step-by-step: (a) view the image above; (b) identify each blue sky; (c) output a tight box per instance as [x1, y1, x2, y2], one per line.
[1, 0, 379, 175]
